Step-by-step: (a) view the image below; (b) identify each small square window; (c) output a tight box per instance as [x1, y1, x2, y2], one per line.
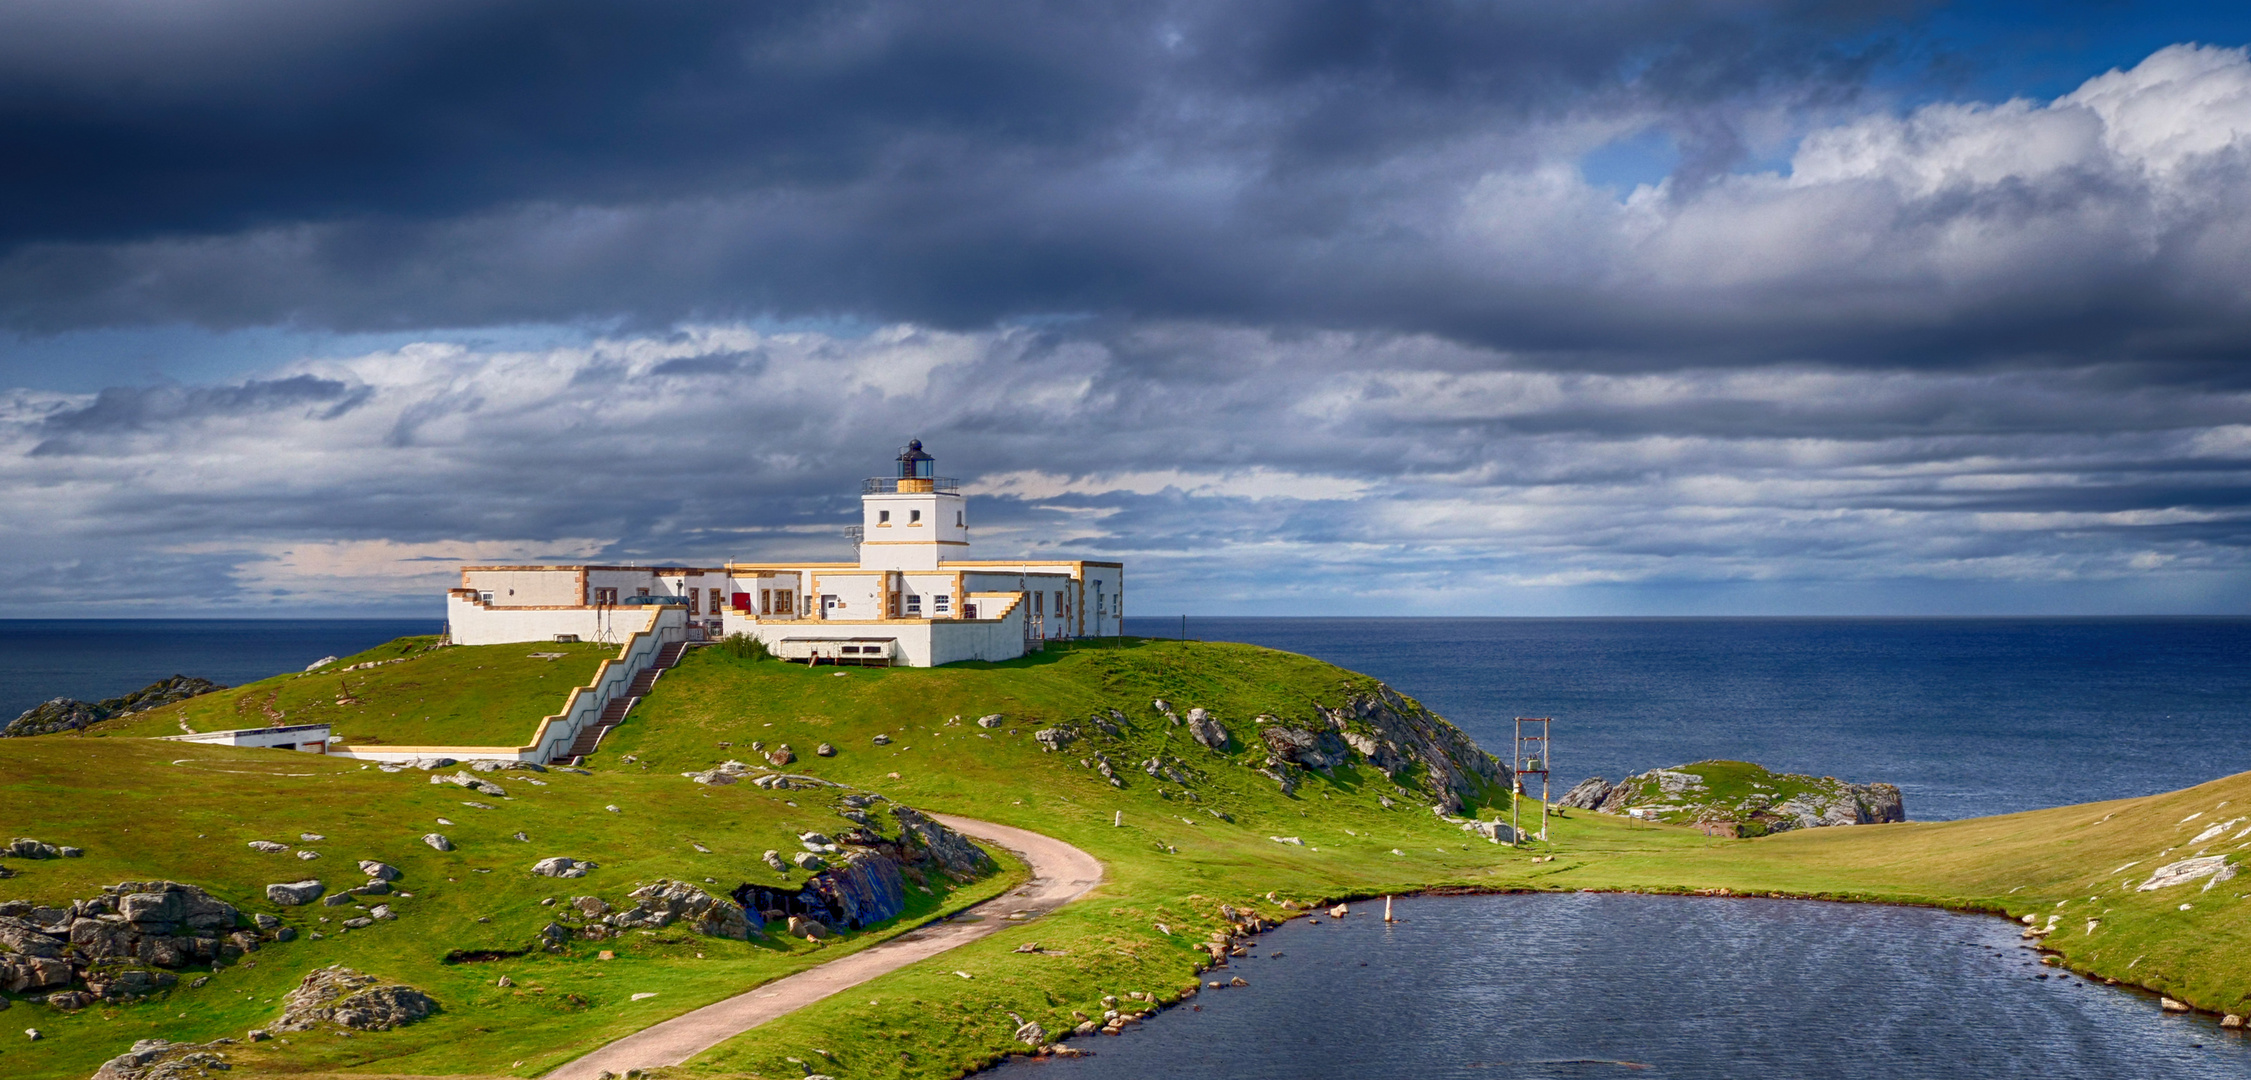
[906, 594, 923, 614]
[934, 594, 950, 613]
[879, 510, 891, 524]
[910, 509, 922, 524]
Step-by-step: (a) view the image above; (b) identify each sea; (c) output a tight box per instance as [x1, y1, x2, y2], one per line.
[7, 615, 2251, 1075]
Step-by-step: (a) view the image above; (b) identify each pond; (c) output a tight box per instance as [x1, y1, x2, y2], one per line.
[986, 891, 2246, 1079]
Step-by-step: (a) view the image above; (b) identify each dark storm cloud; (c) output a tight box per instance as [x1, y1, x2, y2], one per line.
[0, 0, 1951, 348]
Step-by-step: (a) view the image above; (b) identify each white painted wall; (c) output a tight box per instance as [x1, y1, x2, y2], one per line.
[462, 568, 583, 606]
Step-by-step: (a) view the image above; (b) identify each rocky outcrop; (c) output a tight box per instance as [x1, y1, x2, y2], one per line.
[274, 966, 436, 1031]
[92, 1038, 233, 1080]
[6, 837, 81, 859]
[891, 806, 993, 878]
[1316, 687, 1508, 814]
[1579, 760, 1907, 835]
[530, 857, 595, 878]
[2139, 856, 2236, 892]
[0, 882, 272, 1003]
[3, 676, 225, 737]
[1034, 727, 1077, 752]
[1558, 776, 1613, 810]
[800, 851, 906, 930]
[625, 882, 756, 940]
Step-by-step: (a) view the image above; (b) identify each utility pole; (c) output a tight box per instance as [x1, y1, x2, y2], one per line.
[1514, 717, 1552, 844]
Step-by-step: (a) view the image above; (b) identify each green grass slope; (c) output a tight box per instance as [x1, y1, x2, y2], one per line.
[0, 737, 1015, 1080]
[7, 634, 2249, 1080]
[98, 637, 616, 747]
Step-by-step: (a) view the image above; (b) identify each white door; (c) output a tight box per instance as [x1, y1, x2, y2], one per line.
[821, 594, 840, 618]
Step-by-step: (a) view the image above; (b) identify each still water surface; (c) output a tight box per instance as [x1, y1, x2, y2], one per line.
[986, 892, 2247, 1080]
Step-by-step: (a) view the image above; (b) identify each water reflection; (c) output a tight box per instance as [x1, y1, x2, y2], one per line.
[985, 892, 2243, 1080]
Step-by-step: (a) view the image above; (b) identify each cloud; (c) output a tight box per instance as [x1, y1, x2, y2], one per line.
[1, 321, 2246, 615]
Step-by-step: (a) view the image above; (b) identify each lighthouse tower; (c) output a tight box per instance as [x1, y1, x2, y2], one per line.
[858, 439, 967, 572]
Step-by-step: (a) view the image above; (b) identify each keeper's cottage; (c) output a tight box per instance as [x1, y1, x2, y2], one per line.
[445, 441, 1123, 666]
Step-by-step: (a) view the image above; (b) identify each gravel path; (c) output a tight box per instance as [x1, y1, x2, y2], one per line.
[544, 815, 1104, 1079]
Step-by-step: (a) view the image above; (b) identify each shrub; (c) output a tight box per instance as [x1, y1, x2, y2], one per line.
[718, 633, 774, 662]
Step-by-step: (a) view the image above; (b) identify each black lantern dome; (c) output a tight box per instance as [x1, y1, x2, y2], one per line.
[897, 439, 935, 480]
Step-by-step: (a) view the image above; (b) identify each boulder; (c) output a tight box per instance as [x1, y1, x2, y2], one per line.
[247, 841, 289, 854]
[684, 760, 753, 785]
[1258, 723, 1348, 769]
[1015, 1021, 1047, 1046]
[1185, 709, 1230, 751]
[786, 915, 829, 939]
[531, 857, 595, 879]
[359, 861, 402, 881]
[422, 833, 453, 852]
[815, 743, 836, 757]
[274, 966, 437, 1031]
[1033, 727, 1077, 753]
[766, 746, 796, 767]
[976, 714, 1004, 728]
[4, 838, 62, 860]
[266, 880, 325, 906]
[791, 852, 827, 871]
[763, 850, 789, 872]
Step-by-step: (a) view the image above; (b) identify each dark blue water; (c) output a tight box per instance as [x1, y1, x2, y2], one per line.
[986, 892, 2250, 1080]
[0, 619, 436, 720]
[1126, 617, 2251, 822]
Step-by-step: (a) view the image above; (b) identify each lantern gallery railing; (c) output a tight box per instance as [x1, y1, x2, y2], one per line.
[862, 476, 960, 494]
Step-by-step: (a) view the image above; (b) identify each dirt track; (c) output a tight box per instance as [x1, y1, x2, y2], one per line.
[544, 815, 1104, 1079]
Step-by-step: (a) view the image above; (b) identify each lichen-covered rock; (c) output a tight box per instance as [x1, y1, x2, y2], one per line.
[265, 880, 325, 906]
[1258, 722, 1349, 770]
[530, 857, 594, 878]
[275, 966, 437, 1031]
[1033, 727, 1078, 752]
[431, 771, 507, 797]
[627, 879, 755, 939]
[1185, 708, 1230, 751]
[891, 806, 993, 877]
[4, 838, 65, 860]
[1587, 760, 1907, 834]
[2139, 856, 2236, 892]
[1558, 776, 1613, 810]
[91, 1038, 232, 1080]
[1316, 687, 1508, 815]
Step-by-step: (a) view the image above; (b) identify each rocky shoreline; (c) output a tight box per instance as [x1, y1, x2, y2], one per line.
[4, 676, 225, 738]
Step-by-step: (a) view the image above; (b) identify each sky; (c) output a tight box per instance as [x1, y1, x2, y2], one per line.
[3, 0, 2251, 617]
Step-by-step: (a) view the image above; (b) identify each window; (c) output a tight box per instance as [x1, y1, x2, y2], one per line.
[910, 509, 922, 524]
[956, 511, 964, 527]
[710, 588, 722, 614]
[964, 603, 979, 619]
[688, 589, 700, 615]
[906, 593, 922, 615]
[1033, 591, 1043, 614]
[479, 591, 494, 604]
[934, 594, 950, 614]
[775, 589, 795, 615]
[879, 510, 891, 525]
[594, 587, 618, 604]
[637, 587, 650, 597]
[759, 589, 771, 615]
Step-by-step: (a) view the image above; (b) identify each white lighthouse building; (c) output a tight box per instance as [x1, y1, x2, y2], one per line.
[445, 441, 1123, 666]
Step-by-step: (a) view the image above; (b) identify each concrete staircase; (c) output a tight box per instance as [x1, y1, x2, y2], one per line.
[557, 640, 689, 764]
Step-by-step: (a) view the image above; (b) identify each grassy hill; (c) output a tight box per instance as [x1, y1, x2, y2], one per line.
[98, 637, 616, 747]
[3, 635, 2248, 1079]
